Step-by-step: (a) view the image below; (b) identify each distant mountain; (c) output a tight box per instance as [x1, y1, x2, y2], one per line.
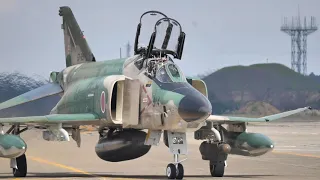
[0, 72, 60, 117]
[0, 72, 46, 102]
[309, 72, 320, 84]
[202, 63, 320, 114]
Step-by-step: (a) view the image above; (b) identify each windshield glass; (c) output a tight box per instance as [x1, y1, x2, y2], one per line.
[156, 65, 173, 83]
[155, 63, 186, 83]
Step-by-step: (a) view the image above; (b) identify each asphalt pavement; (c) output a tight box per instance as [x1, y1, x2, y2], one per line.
[0, 121, 319, 180]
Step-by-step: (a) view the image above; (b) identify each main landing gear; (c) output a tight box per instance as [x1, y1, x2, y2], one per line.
[11, 154, 27, 177]
[195, 122, 231, 177]
[200, 141, 229, 177]
[209, 160, 225, 177]
[4, 124, 29, 177]
[164, 131, 187, 179]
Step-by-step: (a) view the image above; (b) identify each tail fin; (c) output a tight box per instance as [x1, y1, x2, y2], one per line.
[59, 6, 96, 67]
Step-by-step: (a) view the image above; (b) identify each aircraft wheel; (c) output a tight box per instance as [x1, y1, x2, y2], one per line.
[176, 163, 184, 179]
[166, 163, 176, 179]
[12, 154, 27, 177]
[210, 163, 224, 177]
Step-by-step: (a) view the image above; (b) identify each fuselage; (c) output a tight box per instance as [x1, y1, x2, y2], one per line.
[50, 55, 212, 132]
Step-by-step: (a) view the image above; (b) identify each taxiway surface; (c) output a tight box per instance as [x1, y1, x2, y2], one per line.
[0, 121, 319, 180]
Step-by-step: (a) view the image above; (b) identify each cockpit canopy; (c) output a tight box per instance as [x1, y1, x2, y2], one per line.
[134, 11, 167, 54]
[133, 11, 187, 83]
[134, 11, 186, 60]
[155, 62, 187, 83]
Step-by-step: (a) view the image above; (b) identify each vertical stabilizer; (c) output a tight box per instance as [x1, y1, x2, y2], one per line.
[59, 6, 96, 67]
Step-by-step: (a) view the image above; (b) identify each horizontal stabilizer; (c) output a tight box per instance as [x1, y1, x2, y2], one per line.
[0, 83, 63, 111]
[0, 113, 100, 126]
[206, 106, 311, 124]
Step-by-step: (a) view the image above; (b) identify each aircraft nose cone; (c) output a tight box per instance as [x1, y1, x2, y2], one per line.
[178, 94, 212, 122]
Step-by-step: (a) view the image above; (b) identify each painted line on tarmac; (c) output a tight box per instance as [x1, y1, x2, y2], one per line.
[28, 156, 107, 180]
[275, 148, 320, 152]
[234, 152, 319, 169]
[276, 146, 297, 148]
[28, 156, 140, 180]
[273, 151, 320, 158]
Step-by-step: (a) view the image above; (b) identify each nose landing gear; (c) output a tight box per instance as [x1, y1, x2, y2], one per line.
[166, 162, 184, 179]
[166, 154, 185, 179]
[164, 131, 187, 179]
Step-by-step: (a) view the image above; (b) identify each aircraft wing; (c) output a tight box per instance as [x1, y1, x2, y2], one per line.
[0, 83, 101, 126]
[0, 113, 100, 126]
[0, 83, 63, 111]
[206, 106, 311, 124]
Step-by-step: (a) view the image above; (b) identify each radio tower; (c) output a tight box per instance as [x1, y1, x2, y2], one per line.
[126, 41, 131, 58]
[281, 7, 318, 75]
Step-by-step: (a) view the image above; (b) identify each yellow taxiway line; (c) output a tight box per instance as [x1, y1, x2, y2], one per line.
[28, 156, 98, 178]
[20, 156, 139, 180]
[273, 151, 320, 159]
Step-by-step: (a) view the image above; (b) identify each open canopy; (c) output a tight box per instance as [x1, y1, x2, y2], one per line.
[134, 11, 186, 60]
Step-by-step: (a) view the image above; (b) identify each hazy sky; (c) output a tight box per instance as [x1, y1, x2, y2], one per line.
[0, 0, 319, 79]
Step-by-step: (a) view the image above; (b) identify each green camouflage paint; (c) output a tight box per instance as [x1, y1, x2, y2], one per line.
[63, 58, 125, 84]
[0, 134, 26, 150]
[52, 76, 108, 117]
[152, 80, 185, 108]
[236, 132, 274, 148]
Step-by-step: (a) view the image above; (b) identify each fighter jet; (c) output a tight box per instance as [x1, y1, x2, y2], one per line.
[0, 6, 311, 179]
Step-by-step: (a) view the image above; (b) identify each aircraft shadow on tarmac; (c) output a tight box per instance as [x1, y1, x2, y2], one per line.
[0, 172, 279, 179]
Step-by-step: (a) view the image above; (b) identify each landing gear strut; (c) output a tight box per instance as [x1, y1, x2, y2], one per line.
[164, 131, 187, 179]
[7, 124, 28, 177]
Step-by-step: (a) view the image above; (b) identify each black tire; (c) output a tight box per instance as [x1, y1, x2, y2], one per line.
[176, 163, 184, 179]
[12, 154, 27, 177]
[166, 163, 176, 179]
[210, 163, 225, 177]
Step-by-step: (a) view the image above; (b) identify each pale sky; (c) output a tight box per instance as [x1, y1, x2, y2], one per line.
[0, 0, 319, 79]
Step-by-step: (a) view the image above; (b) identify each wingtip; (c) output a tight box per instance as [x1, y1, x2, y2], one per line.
[307, 106, 312, 110]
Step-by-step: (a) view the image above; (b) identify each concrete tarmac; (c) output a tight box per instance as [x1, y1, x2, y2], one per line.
[0, 121, 319, 180]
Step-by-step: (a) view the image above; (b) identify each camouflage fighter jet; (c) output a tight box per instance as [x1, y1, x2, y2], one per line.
[0, 6, 311, 179]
